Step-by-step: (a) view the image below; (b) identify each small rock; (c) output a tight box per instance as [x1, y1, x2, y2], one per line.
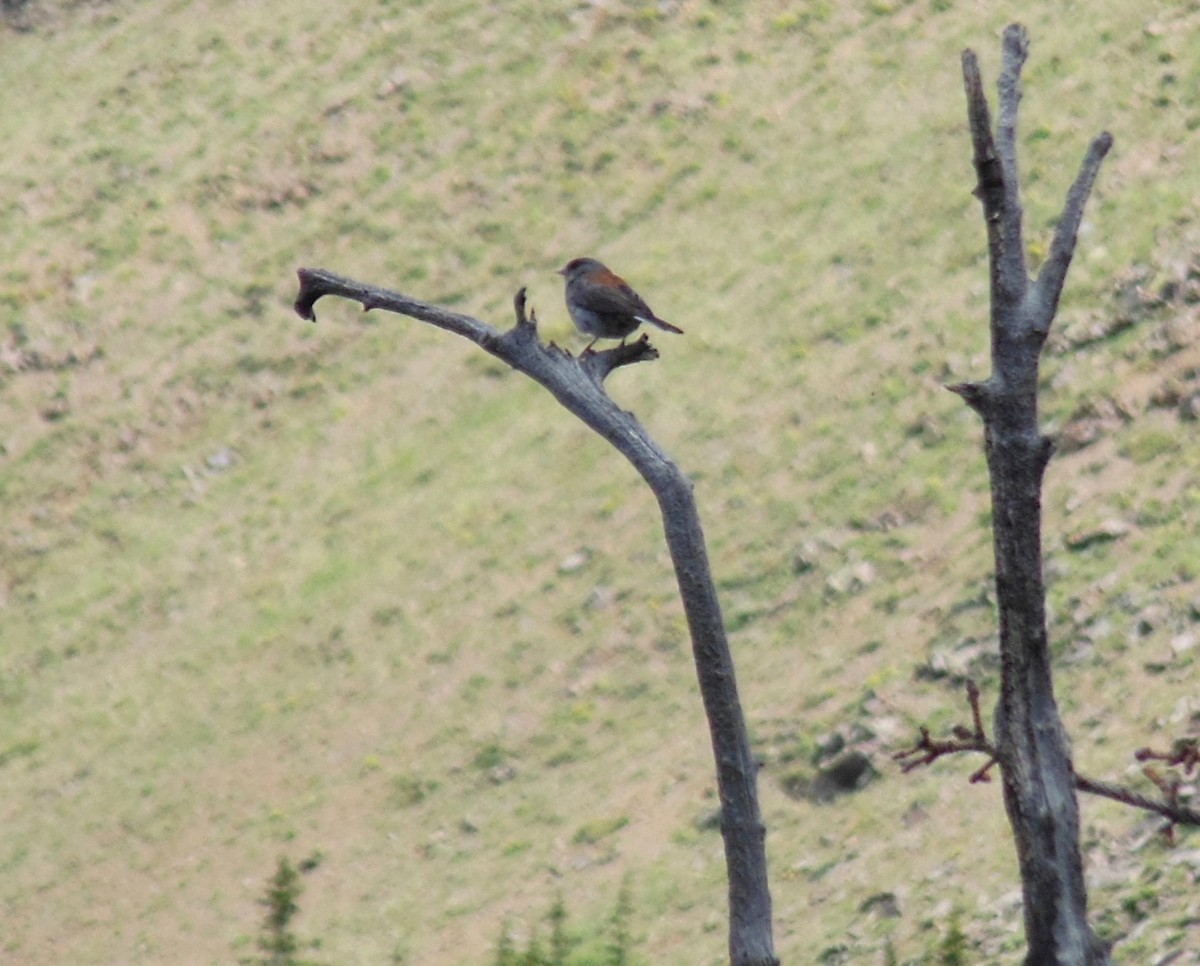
[40, 397, 70, 421]
[1166, 848, 1200, 871]
[1180, 391, 1200, 422]
[1064, 518, 1130, 551]
[869, 714, 905, 745]
[792, 540, 825, 575]
[825, 561, 875, 596]
[852, 561, 876, 585]
[1170, 632, 1197, 657]
[869, 507, 906, 531]
[1056, 397, 1132, 453]
[558, 549, 591, 574]
[1136, 603, 1173, 636]
[585, 585, 614, 611]
[859, 892, 901, 918]
[917, 636, 998, 683]
[812, 732, 846, 764]
[1055, 313, 1135, 352]
[377, 68, 414, 98]
[1149, 378, 1186, 410]
[803, 750, 877, 804]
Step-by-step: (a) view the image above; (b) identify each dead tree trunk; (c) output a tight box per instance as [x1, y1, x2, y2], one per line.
[293, 272, 778, 966]
[948, 25, 1113, 965]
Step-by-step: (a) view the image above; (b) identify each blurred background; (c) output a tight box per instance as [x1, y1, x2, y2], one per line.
[2, 1, 1198, 962]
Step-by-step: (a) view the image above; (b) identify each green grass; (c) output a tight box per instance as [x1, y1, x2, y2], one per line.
[2, 1, 1200, 964]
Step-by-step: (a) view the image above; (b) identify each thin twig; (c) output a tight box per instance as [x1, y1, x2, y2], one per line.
[898, 682, 1200, 829]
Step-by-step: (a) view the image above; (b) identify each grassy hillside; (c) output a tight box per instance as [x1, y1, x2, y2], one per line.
[2, 1, 1199, 963]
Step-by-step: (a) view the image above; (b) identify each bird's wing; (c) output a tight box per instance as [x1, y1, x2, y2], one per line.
[575, 268, 655, 318]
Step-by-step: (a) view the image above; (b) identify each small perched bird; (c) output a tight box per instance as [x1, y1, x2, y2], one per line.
[558, 257, 683, 351]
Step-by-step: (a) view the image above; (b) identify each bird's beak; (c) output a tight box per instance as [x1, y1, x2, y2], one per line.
[556, 267, 567, 276]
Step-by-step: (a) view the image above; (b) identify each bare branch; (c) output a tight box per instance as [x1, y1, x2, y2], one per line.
[1136, 739, 1200, 775]
[293, 267, 777, 966]
[900, 683, 1200, 829]
[960, 50, 997, 196]
[1077, 775, 1200, 830]
[895, 682, 999, 775]
[945, 379, 989, 416]
[961, 24, 1032, 320]
[961, 48, 1012, 321]
[950, 30, 1113, 960]
[995, 23, 1029, 288]
[1031, 132, 1115, 326]
[894, 726, 997, 774]
[295, 267, 659, 384]
[296, 267, 496, 345]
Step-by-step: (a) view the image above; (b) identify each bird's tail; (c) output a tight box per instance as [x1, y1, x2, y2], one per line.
[643, 315, 684, 334]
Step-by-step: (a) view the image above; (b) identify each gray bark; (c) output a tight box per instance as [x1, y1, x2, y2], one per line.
[294, 273, 778, 966]
[949, 25, 1113, 966]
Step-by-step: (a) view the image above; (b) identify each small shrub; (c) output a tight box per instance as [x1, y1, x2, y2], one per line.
[242, 855, 325, 966]
[934, 908, 968, 966]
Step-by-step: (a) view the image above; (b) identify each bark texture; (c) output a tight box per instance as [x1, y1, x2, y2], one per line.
[294, 270, 777, 966]
[950, 25, 1113, 966]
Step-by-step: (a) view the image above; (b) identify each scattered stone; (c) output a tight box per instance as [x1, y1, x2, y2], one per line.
[648, 93, 711, 120]
[1, 342, 103, 374]
[1055, 312, 1136, 352]
[865, 507, 906, 531]
[1136, 603, 1173, 637]
[1086, 848, 1139, 890]
[558, 549, 591, 574]
[1147, 308, 1200, 358]
[904, 414, 945, 444]
[40, 396, 70, 421]
[782, 750, 877, 804]
[825, 561, 876, 597]
[916, 636, 998, 684]
[1148, 379, 1186, 410]
[1166, 849, 1200, 872]
[377, 68, 413, 99]
[859, 892, 901, 918]
[868, 715, 906, 745]
[1170, 633, 1197, 657]
[1056, 397, 1133, 453]
[1064, 518, 1131, 551]
[793, 550, 818, 575]
[585, 585, 614, 611]
[1113, 266, 1165, 321]
[813, 732, 846, 764]
[792, 538, 829, 575]
[206, 447, 234, 471]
